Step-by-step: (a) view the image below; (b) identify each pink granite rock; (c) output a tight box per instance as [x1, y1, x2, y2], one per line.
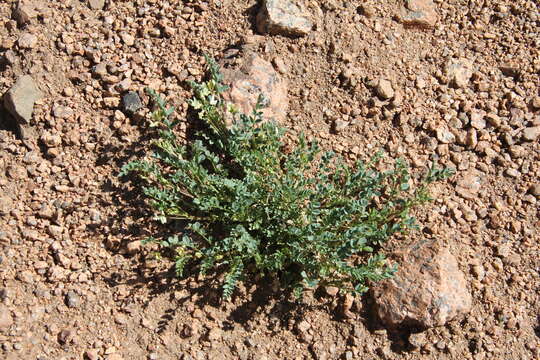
[221, 52, 288, 125]
[372, 240, 472, 329]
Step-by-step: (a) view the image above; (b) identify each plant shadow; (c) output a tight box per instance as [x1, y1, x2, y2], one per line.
[90, 61, 415, 356]
[92, 111, 339, 340]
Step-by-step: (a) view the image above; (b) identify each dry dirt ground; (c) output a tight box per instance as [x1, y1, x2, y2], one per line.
[0, 0, 539, 359]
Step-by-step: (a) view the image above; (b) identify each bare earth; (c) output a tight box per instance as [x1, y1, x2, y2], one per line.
[0, 0, 539, 359]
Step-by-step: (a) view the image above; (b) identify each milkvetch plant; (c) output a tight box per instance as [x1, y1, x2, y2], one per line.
[120, 57, 452, 299]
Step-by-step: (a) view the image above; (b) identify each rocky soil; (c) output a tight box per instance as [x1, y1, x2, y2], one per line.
[0, 0, 539, 359]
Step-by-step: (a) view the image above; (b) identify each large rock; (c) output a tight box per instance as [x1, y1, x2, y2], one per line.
[3, 75, 41, 125]
[372, 240, 472, 329]
[221, 52, 288, 125]
[400, 0, 439, 29]
[257, 0, 313, 37]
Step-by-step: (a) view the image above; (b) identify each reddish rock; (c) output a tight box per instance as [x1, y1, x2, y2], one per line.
[400, 0, 438, 29]
[221, 52, 288, 125]
[455, 169, 484, 200]
[257, 0, 313, 37]
[372, 240, 472, 329]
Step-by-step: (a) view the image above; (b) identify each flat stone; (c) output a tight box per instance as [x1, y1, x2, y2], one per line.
[18, 32, 37, 49]
[400, 0, 438, 28]
[505, 168, 520, 178]
[0, 304, 13, 330]
[52, 104, 74, 119]
[65, 290, 81, 308]
[522, 126, 540, 141]
[257, 0, 313, 37]
[92, 62, 108, 77]
[221, 52, 288, 125]
[296, 320, 311, 334]
[120, 33, 135, 46]
[3, 75, 41, 125]
[6, 164, 27, 179]
[114, 313, 128, 325]
[17, 270, 34, 283]
[372, 240, 472, 329]
[3, 50, 18, 65]
[470, 111, 486, 130]
[325, 286, 339, 297]
[272, 57, 288, 74]
[125, 240, 142, 255]
[0, 196, 13, 216]
[455, 169, 483, 199]
[436, 128, 455, 144]
[88, 0, 105, 10]
[445, 58, 473, 88]
[333, 119, 348, 133]
[121, 91, 142, 114]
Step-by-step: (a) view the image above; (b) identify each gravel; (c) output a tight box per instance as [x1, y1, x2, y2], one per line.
[0, 0, 538, 359]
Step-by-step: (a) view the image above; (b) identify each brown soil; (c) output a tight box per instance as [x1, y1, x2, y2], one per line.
[0, 0, 539, 359]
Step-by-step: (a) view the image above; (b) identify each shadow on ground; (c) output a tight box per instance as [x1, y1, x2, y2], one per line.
[88, 73, 412, 355]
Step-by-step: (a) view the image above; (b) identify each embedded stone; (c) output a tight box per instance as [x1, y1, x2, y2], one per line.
[372, 240, 472, 329]
[400, 0, 438, 29]
[445, 58, 474, 88]
[257, 0, 313, 37]
[121, 91, 142, 114]
[3, 75, 41, 125]
[88, 0, 105, 10]
[221, 52, 288, 125]
[522, 126, 540, 142]
[375, 78, 395, 100]
[455, 169, 483, 199]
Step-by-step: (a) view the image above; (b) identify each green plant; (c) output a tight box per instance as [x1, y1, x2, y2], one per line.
[120, 57, 453, 299]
